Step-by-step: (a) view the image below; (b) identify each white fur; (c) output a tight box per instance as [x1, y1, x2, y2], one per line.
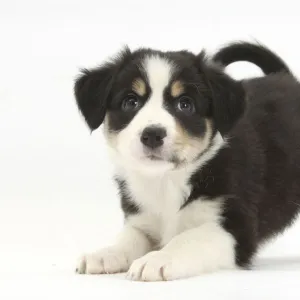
[77, 56, 235, 280]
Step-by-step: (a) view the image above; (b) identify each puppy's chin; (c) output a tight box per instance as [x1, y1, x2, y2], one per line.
[140, 158, 174, 173]
[112, 149, 177, 174]
[128, 152, 176, 174]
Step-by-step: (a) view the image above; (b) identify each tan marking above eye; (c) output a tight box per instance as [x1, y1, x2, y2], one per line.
[171, 80, 184, 98]
[132, 78, 146, 96]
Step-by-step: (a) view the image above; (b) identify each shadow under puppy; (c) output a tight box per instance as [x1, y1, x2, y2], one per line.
[74, 42, 300, 281]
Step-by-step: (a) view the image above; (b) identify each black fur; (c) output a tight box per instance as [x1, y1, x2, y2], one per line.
[74, 47, 132, 130]
[185, 66, 300, 267]
[198, 60, 246, 135]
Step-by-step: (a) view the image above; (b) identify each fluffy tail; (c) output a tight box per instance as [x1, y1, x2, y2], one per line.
[212, 41, 290, 75]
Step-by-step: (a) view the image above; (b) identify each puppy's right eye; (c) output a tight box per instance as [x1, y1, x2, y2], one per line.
[122, 95, 141, 112]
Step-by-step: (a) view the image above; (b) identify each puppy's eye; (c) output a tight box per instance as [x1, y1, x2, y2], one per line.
[122, 95, 141, 112]
[177, 96, 195, 115]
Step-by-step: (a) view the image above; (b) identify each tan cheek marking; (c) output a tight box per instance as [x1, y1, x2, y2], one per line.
[132, 78, 146, 96]
[171, 80, 184, 98]
[174, 119, 213, 160]
[175, 121, 190, 147]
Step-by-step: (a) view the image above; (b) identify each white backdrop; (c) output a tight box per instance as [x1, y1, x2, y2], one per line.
[1, 1, 300, 298]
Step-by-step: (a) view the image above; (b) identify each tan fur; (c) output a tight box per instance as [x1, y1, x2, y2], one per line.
[132, 78, 146, 96]
[171, 81, 184, 98]
[174, 119, 213, 162]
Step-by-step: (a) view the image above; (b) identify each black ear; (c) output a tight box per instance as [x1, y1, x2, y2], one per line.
[74, 47, 131, 131]
[74, 65, 115, 131]
[208, 70, 245, 135]
[198, 52, 246, 135]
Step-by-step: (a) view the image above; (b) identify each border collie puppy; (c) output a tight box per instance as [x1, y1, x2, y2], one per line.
[74, 42, 300, 281]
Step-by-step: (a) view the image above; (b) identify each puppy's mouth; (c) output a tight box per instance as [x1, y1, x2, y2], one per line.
[146, 154, 164, 161]
[142, 150, 180, 165]
[142, 148, 166, 162]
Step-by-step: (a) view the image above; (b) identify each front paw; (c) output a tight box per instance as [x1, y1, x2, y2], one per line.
[76, 247, 129, 275]
[127, 251, 175, 281]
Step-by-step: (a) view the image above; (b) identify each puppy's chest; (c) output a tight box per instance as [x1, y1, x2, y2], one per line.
[129, 172, 190, 209]
[126, 171, 191, 243]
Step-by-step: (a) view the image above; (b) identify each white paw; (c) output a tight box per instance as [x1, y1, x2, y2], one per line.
[127, 251, 176, 281]
[76, 247, 129, 275]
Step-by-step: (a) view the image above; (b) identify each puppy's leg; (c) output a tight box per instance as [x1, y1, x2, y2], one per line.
[127, 222, 236, 281]
[76, 225, 152, 274]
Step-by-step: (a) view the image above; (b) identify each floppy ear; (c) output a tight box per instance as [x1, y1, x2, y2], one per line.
[208, 70, 245, 135]
[74, 64, 115, 131]
[74, 47, 131, 131]
[198, 52, 246, 135]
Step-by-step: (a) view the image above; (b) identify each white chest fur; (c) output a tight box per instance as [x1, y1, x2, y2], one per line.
[120, 166, 224, 248]
[125, 168, 190, 245]
[126, 167, 191, 214]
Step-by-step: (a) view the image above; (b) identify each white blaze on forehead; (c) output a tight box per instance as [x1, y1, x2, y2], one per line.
[143, 55, 175, 105]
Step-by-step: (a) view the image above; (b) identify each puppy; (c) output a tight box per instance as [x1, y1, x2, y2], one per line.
[74, 42, 300, 281]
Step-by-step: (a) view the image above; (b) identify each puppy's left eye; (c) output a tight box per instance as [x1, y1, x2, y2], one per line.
[177, 96, 195, 115]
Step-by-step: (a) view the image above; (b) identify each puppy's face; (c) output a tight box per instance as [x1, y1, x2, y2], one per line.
[74, 48, 244, 172]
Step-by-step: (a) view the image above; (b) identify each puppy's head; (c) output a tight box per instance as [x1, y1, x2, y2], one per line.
[74, 47, 245, 172]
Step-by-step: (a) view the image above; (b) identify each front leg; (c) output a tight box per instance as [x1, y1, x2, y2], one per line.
[127, 222, 236, 281]
[76, 225, 152, 274]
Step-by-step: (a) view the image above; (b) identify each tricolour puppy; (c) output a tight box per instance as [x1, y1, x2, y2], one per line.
[74, 42, 300, 281]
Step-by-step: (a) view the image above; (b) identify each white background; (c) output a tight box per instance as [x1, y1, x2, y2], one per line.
[1, 1, 300, 299]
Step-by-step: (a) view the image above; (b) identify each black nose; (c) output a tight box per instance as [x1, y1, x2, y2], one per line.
[141, 126, 167, 149]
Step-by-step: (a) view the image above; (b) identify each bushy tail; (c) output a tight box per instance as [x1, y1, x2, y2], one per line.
[212, 41, 290, 75]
